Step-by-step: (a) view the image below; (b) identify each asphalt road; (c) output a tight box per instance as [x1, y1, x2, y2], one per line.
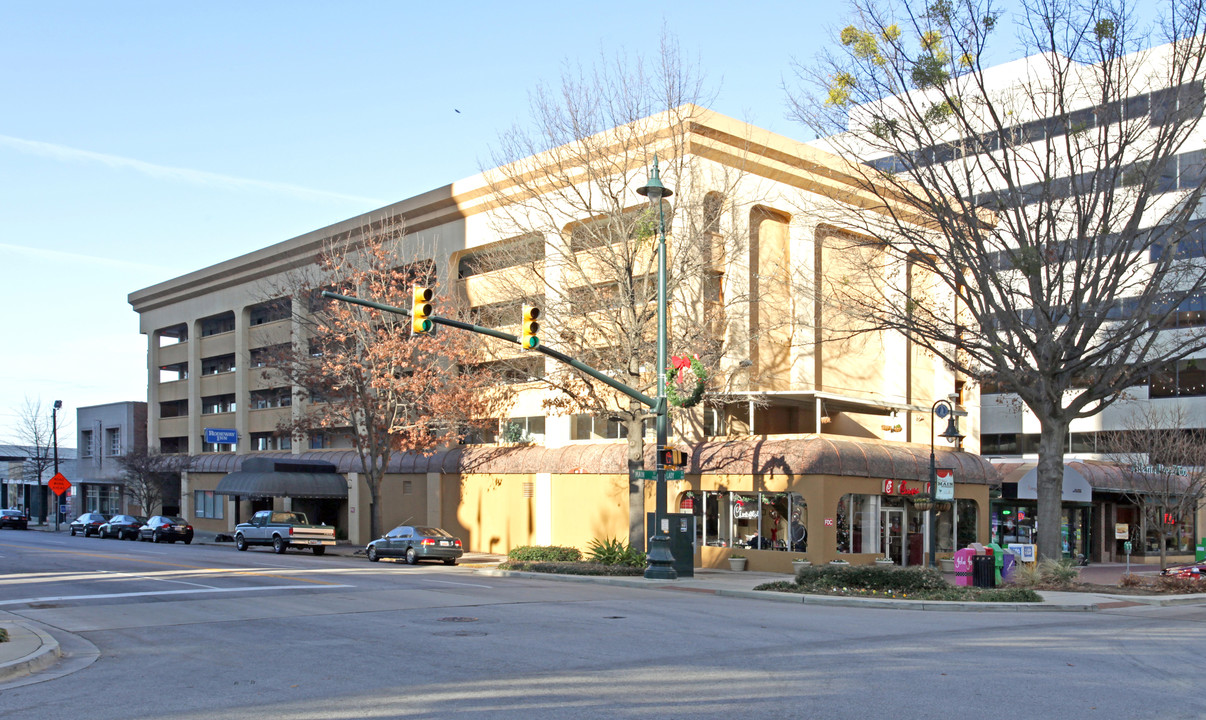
[1, 529, 1205, 719]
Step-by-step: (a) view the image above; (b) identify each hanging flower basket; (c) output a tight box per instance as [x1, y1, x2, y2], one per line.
[912, 498, 934, 512]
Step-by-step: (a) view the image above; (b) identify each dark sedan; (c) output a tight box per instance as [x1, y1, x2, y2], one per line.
[70, 512, 109, 537]
[99, 514, 147, 540]
[139, 516, 194, 544]
[0, 509, 30, 530]
[366, 525, 463, 565]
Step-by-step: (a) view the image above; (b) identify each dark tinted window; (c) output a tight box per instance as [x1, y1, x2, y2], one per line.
[415, 527, 451, 537]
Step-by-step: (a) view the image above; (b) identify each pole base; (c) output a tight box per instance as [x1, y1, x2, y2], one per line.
[644, 534, 678, 580]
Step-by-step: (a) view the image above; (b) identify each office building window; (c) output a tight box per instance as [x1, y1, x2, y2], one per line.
[106, 428, 121, 456]
[80, 430, 93, 457]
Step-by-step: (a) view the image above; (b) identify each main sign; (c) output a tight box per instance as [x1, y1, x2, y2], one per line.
[935, 468, 955, 501]
[205, 428, 237, 445]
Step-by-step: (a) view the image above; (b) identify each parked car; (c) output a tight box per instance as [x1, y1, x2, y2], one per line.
[233, 511, 336, 555]
[70, 512, 109, 537]
[99, 514, 147, 540]
[138, 516, 194, 544]
[366, 525, 463, 565]
[0, 508, 30, 530]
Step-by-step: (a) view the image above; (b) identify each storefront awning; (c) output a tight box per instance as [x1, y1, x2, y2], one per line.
[214, 457, 348, 499]
[993, 461, 1093, 502]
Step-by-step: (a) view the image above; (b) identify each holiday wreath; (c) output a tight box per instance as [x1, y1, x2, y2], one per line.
[666, 354, 708, 408]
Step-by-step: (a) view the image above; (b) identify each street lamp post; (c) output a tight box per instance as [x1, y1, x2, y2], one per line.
[928, 398, 963, 569]
[52, 399, 62, 531]
[638, 157, 677, 580]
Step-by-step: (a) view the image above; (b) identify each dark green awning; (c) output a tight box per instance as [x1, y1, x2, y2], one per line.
[215, 458, 347, 499]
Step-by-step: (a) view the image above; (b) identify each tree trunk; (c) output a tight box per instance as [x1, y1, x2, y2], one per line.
[626, 415, 646, 551]
[367, 475, 382, 542]
[1035, 420, 1070, 562]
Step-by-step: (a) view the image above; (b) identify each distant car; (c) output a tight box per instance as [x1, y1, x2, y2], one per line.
[139, 516, 194, 544]
[1162, 561, 1206, 578]
[70, 512, 109, 537]
[99, 515, 147, 540]
[366, 525, 463, 565]
[0, 509, 30, 530]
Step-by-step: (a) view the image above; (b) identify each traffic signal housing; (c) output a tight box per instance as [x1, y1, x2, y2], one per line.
[521, 304, 540, 350]
[659, 447, 687, 467]
[412, 286, 434, 335]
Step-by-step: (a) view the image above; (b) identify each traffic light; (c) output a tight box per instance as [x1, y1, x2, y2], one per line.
[659, 447, 687, 467]
[520, 304, 540, 350]
[412, 286, 434, 335]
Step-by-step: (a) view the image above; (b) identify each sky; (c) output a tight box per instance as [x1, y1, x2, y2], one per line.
[0, 0, 866, 444]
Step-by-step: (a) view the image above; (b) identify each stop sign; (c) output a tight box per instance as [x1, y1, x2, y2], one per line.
[48, 473, 72, 496]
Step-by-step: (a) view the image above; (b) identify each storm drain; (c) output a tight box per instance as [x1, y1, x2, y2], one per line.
[437, 616, 478, 623]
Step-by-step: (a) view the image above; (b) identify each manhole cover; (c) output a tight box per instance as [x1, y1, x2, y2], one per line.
[603, 616, 626, 620]
[437, 616, 478, 623]
[433, 630, 488, 637]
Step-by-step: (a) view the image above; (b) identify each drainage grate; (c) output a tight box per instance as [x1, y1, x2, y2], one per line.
[437, 616, 478, 623]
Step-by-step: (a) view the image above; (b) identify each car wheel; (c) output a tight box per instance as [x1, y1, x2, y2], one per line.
[272, 536, 287, 554]
[127, 531, 138, 541]
[153, 530, 162, 543]
[443, 558, 457, 566]
[406, 547, 418, 565]
[368, 545, 380, 562]
[312, 546, 325, 556]
[184, 538, 192, 545]
[70, 527, 76, 536]
[235, 534, 247, 551]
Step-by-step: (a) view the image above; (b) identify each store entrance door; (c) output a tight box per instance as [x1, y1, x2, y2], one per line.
[880, 508, 904, 564]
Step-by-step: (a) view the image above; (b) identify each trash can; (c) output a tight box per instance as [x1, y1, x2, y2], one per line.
[972, 555, 997, 588]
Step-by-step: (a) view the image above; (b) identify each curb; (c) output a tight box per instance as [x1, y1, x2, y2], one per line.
[475, 569, 1101, 612]
[0, 623, 61, 684]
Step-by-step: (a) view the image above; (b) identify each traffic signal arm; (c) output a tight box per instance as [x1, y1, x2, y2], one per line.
[320, 290, 659, 410]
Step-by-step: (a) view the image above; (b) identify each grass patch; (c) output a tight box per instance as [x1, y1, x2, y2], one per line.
[498, 560, 645, 576]
[753, 565, 1042, 602]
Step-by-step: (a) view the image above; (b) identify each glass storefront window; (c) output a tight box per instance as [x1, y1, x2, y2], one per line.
[837, 494, 875, 554]
[687, 490, 805, 551]
[956, 499, 978, 548]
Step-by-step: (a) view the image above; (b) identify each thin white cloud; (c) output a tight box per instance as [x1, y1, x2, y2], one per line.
[0, 135, 386, 205]
[0, 242, 182, 274]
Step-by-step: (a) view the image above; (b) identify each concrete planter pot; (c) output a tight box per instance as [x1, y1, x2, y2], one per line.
[791, 560, 811, 573]
[875, 559, 896, 567]
[939, 558, 955, 573]
[728, 557, 747, 571]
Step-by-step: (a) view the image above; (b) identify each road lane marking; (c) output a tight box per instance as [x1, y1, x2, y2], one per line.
[0, 583, 353, 606]
[422, 579, 495, 589]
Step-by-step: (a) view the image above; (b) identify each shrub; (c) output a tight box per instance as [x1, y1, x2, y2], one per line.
[1011, 558, 1079, 588]
[498, 560, 644, 576]
[1119, 573, 1144, 588]
[586, 537, 646, 567]
[794, 564, 948, 592]
[0, 627, 7, 643]
[508, 545, 582, 562]
[1155, 575, 1204, 593]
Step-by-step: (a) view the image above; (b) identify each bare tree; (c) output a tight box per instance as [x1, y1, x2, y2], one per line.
[265, 219, 512, 541]
[12, 397, 57, 521]
[478, 31, 776, 547]
[118, 445, 190, 516]
[1103, 405, 1206, 569]
[789, 0, 1206, 560]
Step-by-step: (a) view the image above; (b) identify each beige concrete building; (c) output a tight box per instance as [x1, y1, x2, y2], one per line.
[128, 106, 994, 570]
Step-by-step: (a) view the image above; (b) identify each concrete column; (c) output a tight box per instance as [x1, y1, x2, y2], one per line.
[235, 305, 250, 454]
[180, 470, 191, 519]
[347, 471, 360, 545]
[426, 472, 441, 527]
[147, 332, 160, 451]
[188, 318, 202, 455]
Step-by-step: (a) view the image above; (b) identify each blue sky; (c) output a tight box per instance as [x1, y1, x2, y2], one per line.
[1, 1, 861, 441]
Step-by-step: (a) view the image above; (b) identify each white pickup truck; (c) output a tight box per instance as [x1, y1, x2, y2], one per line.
[234, 511, 336, 555]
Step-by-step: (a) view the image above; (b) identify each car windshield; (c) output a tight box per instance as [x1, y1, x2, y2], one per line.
[170, 518, 188, 524]
[415, 527, 450, 537]
[135, 516, 147, 523]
